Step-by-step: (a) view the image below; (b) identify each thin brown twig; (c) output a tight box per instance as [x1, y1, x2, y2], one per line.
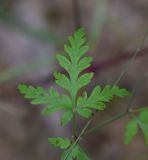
[63, 118, 93, 160]
[113, 29, 148, 86]
[84, 112, 127, 135]
[126, 72, 148, 112]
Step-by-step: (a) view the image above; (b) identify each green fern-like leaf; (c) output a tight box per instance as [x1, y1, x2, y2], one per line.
[56, 28, 93, 98]
[18, 84, 73, 124]
[77, 85, 130, 118]
[18, 28, 133, 160]
[18, 84, 50, 104]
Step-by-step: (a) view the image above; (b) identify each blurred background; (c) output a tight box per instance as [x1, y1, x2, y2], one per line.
[0, 0, 148, 160]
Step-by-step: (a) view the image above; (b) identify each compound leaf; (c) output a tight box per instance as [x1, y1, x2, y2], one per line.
[77, 86, 105, 112]
[77, 85, 130, 119]
[18, 29, 133, 158]
[18, 84, 73, 116]
[18, 84, 49, 104]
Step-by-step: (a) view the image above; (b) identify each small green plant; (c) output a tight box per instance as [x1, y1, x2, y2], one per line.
[18, 29, 148, 160]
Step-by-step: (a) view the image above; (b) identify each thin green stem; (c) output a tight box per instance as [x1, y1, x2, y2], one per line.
[130, 107, 148, 113]
[113, 28, 148, 86]
[72, 95, 77, 138]
[64, 118, 93, 160]
[70, 62, 79, 138]
[64, 111, 127, 160]
[84, 112, 127, 135]
[126, 71, 148, 112]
